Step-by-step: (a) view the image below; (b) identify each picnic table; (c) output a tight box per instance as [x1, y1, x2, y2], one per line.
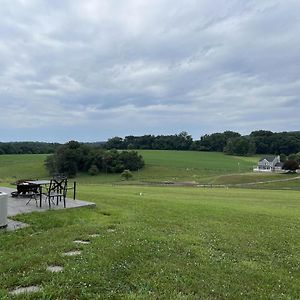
[25, 180, 51, 207]
[12, 180, 50, 207]
[11, 177, 77, 208]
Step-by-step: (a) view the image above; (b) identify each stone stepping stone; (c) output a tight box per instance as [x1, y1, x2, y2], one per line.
[9, 286, 42, 295]
[63, 250, 81, 256]
[73, 240, 90, 245]
[89, 233, 100, 238]
[46, 266, 64, 273]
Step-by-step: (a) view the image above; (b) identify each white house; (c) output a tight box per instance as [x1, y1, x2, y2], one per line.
[253, 155, 283, 172]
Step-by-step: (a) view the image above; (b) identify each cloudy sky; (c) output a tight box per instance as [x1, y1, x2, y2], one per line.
[0, 0, 299, 142]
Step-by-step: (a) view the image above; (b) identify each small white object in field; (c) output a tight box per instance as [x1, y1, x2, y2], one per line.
[89, 233, 100, 238]
[47, 266, 63, 273]
[63, 250, 81, 256]
[73, 240, 90, 245]
[10, 286, 42, 295]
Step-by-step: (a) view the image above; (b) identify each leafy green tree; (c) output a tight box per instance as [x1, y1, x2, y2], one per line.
[119, 151, 145, 171]
[288, 154, 297, 161]
[105, 137, 125, 149]
[88, 164, 99, 176]
[280, 153, 287, 162]
[45, 155, 58, 176]
[46, 141, 145, 177]
[196, 131, 241, 152]
[296, 152, 300, 163]
[224, 137, 256, 156]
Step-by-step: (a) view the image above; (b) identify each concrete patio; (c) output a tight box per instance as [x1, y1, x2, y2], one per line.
[0, 186, 96, 231]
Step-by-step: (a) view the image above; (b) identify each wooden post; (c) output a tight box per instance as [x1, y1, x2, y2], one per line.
[73, 181, 76, 200]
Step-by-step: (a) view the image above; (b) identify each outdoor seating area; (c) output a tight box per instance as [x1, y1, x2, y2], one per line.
[11, 176, 76, 208]
[3, 186, 95, 215]
[0, 177, 96, 231]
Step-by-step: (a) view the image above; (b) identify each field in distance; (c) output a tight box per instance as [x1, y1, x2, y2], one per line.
[0, 151, 298, 188]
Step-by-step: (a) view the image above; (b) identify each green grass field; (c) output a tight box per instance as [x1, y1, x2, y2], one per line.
[0, 154, 49, 184]
[0, 151, 300, 298]
[1, 185, 300, 299]
[0, 151, 298, 188]
[136, 150, 256, 183]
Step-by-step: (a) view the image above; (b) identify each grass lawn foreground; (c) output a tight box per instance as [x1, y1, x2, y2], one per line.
[0, 152, 300, 298]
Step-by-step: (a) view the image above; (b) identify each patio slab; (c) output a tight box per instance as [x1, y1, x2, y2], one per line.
[0, 187, 96, 217]
[6, 219, 29, 231]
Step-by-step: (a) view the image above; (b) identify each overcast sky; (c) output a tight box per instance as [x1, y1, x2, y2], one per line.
[0, 0, 299, 142]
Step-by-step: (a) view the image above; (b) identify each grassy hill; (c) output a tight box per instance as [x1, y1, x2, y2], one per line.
[137, 150, 255, 183]
[0, 154, 48, 184]
[0, 151, 298, 188]
[1, 152, 300, 298]
[1, 185, 300, 298]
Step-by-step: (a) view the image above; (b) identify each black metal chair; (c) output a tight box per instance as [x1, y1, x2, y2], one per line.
[44, 177, 68, 208]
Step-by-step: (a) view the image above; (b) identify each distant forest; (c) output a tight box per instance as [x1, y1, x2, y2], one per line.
[0, 142, 60, 155]
[105, 130, 300, 156]
[1, 130, 300, 156]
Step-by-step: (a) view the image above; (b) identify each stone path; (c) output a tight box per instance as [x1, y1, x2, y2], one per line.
[73, 240, 91, 245]
[8, 231, 103, 296]
[5, 219, 28, 231]
[10, 286, 42, 295]
[63, 250, 82, 256]
[47, 266, 64, 273]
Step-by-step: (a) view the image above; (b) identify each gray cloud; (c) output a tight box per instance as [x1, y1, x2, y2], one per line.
[0, 0, 299, 142]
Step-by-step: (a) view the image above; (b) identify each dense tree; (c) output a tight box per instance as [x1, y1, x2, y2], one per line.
[105, 137, 124, 149]
[282, 160, 299, 172]
[250, 130, 274, 137]
[88, 164, 100, 176]
[280, 153, 287, 162]
[105, 132, 193, 151]
[46, 141, 145, 177]
[193, 131, 241, 152]
[288, 152, 300, 163]
[198, 133, 225, 152]
[296, 152, 300, 163]
[224, 137, 256, 156]
[250, 131, 300, 155]
[2, 130, 299, 159]
[0, 142, 59, 154]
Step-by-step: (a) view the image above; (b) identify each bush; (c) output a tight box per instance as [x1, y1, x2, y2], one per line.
[121, 170, 133, 180]
[282, 160, 299, 172]
[88, 164, 99, 176]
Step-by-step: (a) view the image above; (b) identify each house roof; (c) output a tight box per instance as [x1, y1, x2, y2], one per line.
[274, 162, 283, 167]
[259, 156, 277, 162]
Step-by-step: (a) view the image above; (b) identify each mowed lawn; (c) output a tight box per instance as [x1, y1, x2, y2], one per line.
[137, 150, 257, 183]
[0, 186, 300, 299]
[1, 152, 297, 187]
[0, 154, 49, 184]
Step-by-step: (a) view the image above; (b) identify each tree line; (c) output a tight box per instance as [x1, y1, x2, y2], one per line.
[105, 130, 300, 156]
[1, 130, 300, 157]
[105, 132, 193, 151]
[45, 141, 145, 177]
[0, 142, 59, 154]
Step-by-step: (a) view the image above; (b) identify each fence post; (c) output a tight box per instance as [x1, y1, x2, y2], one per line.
[73, 181, 76, 200]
